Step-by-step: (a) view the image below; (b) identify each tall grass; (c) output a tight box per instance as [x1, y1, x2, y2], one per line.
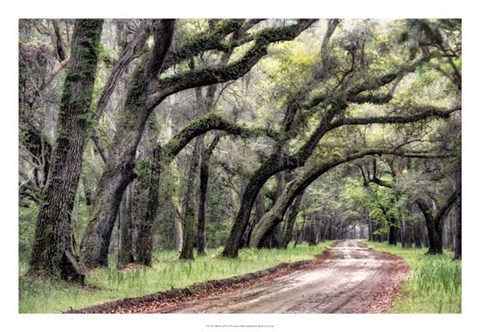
[19, 242, 332, 313]
[367, 242, 461, 313]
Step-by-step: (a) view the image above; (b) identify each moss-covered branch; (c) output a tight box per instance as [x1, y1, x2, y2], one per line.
[161, 113, 282, 163]
[95, 23, 151, 117]
[330, 106, 460, 129]
[149, 20, 317, 107]
[161, 19, 245, 70]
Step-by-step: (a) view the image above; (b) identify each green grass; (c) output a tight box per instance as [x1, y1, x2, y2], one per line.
[367, 241, 461, 313]
[19, 242, 332, 313]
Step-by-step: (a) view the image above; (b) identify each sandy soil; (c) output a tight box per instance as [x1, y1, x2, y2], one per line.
[156, 240, 409, 313]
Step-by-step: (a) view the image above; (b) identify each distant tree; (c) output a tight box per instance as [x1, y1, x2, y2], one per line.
[223, 19, 461, 258]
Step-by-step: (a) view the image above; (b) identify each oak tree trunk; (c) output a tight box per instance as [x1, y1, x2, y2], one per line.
[454, 165, 461, 260]
[453, 199, 461, 260]
[118, 186, 134, 268]
[281, 192, 303, 248]
[28, 19, 103, 281]
[179, 138, 202, 260]
[426, 219, 443, 255]
[137, 150, 162, 265]
[80, 20, 175, 268]
[414, 222, 423, 249]
[196, 135, 220, 256]
[401, 217, 412, 249]
[388, 221, 397, 245]
[261, 172, 286, 249]
[173, 201, 184, 253]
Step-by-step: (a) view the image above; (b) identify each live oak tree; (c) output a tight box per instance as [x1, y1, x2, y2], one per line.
[80, 19, 317, 268]
[353, 154, 458, 254]
[28, 20, 103, 281]
[249, 147, 446, 248]
[222, 19, 461, 258]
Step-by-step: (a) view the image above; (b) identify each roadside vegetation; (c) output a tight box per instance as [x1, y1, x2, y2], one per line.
[367, 241, 461, 313]
[19, 242, 332, 313]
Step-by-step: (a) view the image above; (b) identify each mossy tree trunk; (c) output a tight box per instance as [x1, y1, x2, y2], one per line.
[117, 186, 134, 268]
[240, 194, 265, 249]
[28, 19, 103, 281]
[80, 20, 175, 268]
[179, 138, 202, 260]
[173, 205, 183, 253]
[280, 192, 303, 248]
[134, 121, 163, 266]
[197, 135, 220, 256]
[417, 189, 459, 255]
[424, 210, 443, 255]
[261, 173, 286, 249]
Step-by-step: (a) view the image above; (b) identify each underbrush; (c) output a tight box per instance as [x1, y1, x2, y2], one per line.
[19, 242, 332, 313]
[367, 242, 461, 313]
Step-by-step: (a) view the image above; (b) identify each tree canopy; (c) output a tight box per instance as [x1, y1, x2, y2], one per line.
[18, 19, 461, 281]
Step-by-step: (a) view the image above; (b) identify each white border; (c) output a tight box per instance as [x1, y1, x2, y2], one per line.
[2, 1, 479, 331]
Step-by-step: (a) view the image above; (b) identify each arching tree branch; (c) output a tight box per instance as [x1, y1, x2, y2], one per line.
[149, 20, 317, 107]
[161, 113, 282, 163]
[330, 106, 460, 129]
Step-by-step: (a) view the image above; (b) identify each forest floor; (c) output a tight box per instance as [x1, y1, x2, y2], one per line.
[71, 240, 409, 313]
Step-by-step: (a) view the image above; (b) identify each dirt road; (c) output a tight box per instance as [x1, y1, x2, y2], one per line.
[158, 240, 409, 313]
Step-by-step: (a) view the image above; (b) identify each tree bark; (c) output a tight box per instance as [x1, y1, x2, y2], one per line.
[453, 198, 461, 260]
[388, 221, 397, 245]
[367, 213, 373, 242]
[28, 19, 103, 281]
[241, 193, 265, 249]
[425, 214, 443, 255]
[179, 138, 202, 260]
[401, 217, 412, 249]
[52, 20, 66, 62]
[135, 142, 162, 266]
[117, 186, 134, 268]
[173, 212, 184, 253]
[261, 172, 286, 249]
[414, 221, 423, 248]
[281, 192, 303, 248]
[196, 135, 220, 256]
[294, 212, 307, 248]
[417, 189, 459, 255]
[453, 163, 461, 260]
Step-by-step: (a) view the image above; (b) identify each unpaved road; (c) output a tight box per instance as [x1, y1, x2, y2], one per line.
[158, 240, 409, 313]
